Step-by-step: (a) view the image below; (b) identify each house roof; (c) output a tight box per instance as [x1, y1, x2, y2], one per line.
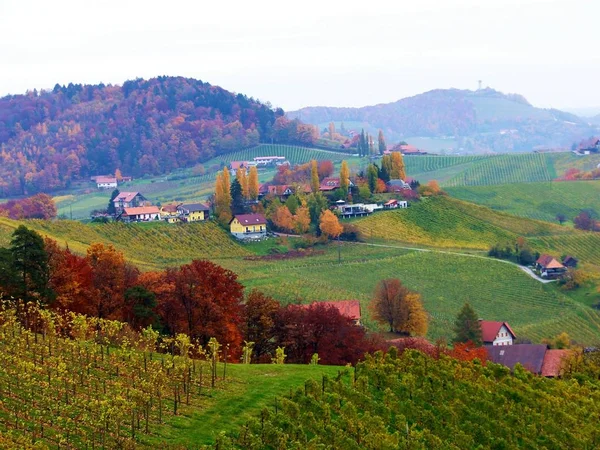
[541, 349, 570, 377]
[563, 255, 578, 265]
[386, 179, 408, 186]
[480, 320, 516, 343]
[384, 199, 398, 206]
[267, 185, 291, 195]
[486, 344, 548, 374]
[114, 192, 143, 203]
[319, 177, 341, 191]
[537, 254, 565, 269]
[179, 203, 209, 212]
[233, 214, 267, 225]
[230, 161, 248, 170]
[299, 300, 361, 321]
[161, 204, 180, 213]
[96, 176, 117, 184]
[123, 206, 160, 216]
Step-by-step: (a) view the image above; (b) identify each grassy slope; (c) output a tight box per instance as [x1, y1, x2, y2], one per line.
[145, 364, 341, 447]
[446, 180, 600, 223]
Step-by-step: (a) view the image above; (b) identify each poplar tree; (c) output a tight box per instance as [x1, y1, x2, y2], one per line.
[236, 167, 249, 199]
[378, 130, 386, 155]
[340, 161, 350, 195]
[366, 164, 378, 193]
[214, 172, 232, 224]
[390, 152, 406, 180]
[310, 160, 320, 193]
[248, 166, 259, 200]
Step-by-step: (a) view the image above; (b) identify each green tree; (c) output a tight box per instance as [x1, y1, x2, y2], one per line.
[453, 302, 482, 346]
[230, 178, 245, 214]
[380, 154, 392, 182]
[124, 286, 159, 329]
[10, 226, 53, 308]
[307, 193, 328, 228]
[366, 164, 379, 193]
[378, 130, 386, 155]
[285, 195, 300, 215]
[107, 189, 120, 215]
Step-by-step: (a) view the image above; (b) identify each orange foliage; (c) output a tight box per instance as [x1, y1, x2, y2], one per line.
[319, 210, 343, 238]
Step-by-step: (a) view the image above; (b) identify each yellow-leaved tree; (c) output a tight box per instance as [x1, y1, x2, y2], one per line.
[214, 171, 232, 224]
[248, 166, 259, 200]
[236, 167, 249, 199]
[310, 160, 320, 193]
[340, 160, 350, 195]
[390, 152, 406, 180]
[319, 210, 343, 239]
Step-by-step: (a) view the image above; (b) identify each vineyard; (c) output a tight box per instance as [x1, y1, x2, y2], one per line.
[216, 244, 600, 344]
[0, 304, 340, 448]
[0, 218, 250, 270]
[353, 196, 567, 250]
[207, 144, 351, 165]
[218, 350, 600, 449]
[447, 180, 600, 223]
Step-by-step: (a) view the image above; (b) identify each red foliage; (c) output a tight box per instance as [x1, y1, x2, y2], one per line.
[273, 303, 376, 365]
[317, 160, 334, 179]
[447, 341, 488, 363]
[0, 194, 57, 219]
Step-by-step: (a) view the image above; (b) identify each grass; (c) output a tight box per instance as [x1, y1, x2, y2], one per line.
[143, 364, 342, 447]
[446, 180, 600, 223]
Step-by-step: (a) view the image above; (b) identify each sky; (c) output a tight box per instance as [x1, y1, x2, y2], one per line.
[1, 0, 599, 112]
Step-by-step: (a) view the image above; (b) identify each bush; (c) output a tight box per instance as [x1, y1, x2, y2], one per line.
[340, 223, 363, 242]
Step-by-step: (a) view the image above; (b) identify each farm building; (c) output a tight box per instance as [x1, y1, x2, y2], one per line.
[230, 161, 249, 171]
[480, 320, 516, 346]
[122, 206, 161, 222]
[113, 192, 147, 211]
[230, 214, 267, 239]
[486, 345, 570, 378]
[177, 203, 209, 222]
[562, 255, 578, 268]
[95, 176, 118, 189]
[383, 199, 408, 209]
[536, 254, 566, 278]
[386, 179, 411, 192]
[319, 177, 354, 192]
[253, 156, 287, 166]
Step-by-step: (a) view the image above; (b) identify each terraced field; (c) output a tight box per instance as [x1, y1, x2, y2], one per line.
[207, 144, 351, 165]
[447, 181, 600, 223]
[0, 218, 249, 270]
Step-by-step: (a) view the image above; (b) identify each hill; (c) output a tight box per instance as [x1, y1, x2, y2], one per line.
[217, 350, 600, 449]
[288, 88, 598, 153]
[0, 77, 319, 197]
[446, 181, 600, 223]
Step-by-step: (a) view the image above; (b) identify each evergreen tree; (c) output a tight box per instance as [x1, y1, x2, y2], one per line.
[9, 226, 53, 307]
[359, 129, 367, 157]
[230, 179, 245, 215]
[107, 189, 120, 215]
[453, 302, 483, 346]
[378, 130, 387, 155]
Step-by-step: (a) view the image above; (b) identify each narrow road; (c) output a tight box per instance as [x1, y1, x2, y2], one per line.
[348, 241, 556, 284]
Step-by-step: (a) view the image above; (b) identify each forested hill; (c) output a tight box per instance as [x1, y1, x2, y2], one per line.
[288, 88, 598, 153]
[0, 77, 313, 196]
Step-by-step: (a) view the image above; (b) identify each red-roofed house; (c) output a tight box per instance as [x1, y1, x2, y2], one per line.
[299, 300, 362, 325]
[230, 161, 249, 171]
[96, 176, 118, 189]
[122, 206, 161, 222]
[319, 177, 354, 192]
[536, 254, 566, 278]
[230, 214, 267, 239]
[113, 192, 147, 210]
[541, 349, 570, 377]
[479, 320, 516, 346]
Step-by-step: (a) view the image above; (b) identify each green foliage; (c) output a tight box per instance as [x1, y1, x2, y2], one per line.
[219, 350, 600, 449]
[453, 303, 483, 346]
[272, 346, 286, 364]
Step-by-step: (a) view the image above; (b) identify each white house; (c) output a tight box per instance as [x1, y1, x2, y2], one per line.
[122, 206, 161, 222]
[96, 176, 118, 189]
[480, 320, 516, 346]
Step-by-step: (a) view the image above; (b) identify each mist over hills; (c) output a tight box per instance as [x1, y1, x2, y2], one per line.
[288, 88, 599, 153]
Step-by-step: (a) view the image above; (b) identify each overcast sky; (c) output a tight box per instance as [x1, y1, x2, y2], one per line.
[1, 0, 599, 112]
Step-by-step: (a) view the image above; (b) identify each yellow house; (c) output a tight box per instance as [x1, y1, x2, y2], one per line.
[161, 204, 181, 223]
[177, 203, 210, 222]
[230, 214, 267, 239]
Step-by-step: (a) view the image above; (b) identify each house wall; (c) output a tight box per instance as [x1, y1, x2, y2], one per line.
[492, 325, 514, 346]
[187, 210, 206, 221]
[98, 182, 117, 189]
[230, 219, 265, 234]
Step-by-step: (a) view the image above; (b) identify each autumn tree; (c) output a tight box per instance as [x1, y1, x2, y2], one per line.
[248, 166, 260, 200]
[340, 160, 350, 195]
[214, 171, 232, 224]
[390, 152, 406, 180]
[317, 160, 334, 179]
[310, 160, 320, 193]
[370, 278, 428, 336]
[115, 168, 123, 182]
[242, 290, 281, 362]
[236, 167, 249, 199]
[574, 211, 597, 231]
[366, 164, 379, 193]
[453, 302, 482, 346]
[293, 206, 311, 234]
[319, 210, 343, 239]
[162, 260, 244, 349]
[378, 130, 386, 155]
[86, 243, 128, 319]
[271, 205, 294, 232]
[328, 122, 335, 139]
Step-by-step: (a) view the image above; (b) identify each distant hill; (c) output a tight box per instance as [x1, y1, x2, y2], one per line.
[0, 77, 315, 197]
[288, 88, 598, 153]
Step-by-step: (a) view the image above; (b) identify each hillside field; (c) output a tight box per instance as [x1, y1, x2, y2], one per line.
[446, 180, 600, 223]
